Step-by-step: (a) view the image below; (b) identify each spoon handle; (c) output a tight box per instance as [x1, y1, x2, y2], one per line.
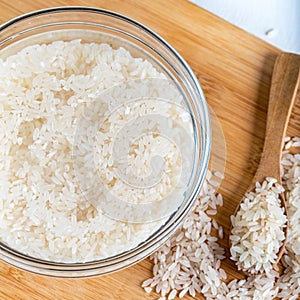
[253, 53, 300, 183]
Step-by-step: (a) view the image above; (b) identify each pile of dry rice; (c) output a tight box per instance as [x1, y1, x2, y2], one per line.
[142, 137, 300, 299]
[230, 177, 287, 274]
[0, 39, 192, 262]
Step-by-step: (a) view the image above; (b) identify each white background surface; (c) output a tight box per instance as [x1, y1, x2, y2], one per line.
[191, 0, 300, 54]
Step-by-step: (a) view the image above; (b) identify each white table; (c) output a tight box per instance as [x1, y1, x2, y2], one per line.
[191, 0, 300, 54]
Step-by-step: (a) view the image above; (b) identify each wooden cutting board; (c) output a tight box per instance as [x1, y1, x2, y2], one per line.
[0, 0, 299, 299]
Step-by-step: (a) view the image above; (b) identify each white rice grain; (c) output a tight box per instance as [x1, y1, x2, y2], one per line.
[142, 137, 300, 299]
[230, 177, 287, 274]
[0, 39, 191, 263]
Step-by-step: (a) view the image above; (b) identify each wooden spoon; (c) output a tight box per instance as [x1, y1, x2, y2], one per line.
[231, 52, 300, 273]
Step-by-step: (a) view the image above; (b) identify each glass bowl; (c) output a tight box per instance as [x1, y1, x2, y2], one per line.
[0, 7, 211, 277]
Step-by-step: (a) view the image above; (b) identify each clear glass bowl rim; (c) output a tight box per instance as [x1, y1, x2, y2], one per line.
[0, 6, 211, 277]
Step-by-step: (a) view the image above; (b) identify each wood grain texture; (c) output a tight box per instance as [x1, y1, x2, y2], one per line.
[253, 53, 300, 184]
[0, 0, 299, 299]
